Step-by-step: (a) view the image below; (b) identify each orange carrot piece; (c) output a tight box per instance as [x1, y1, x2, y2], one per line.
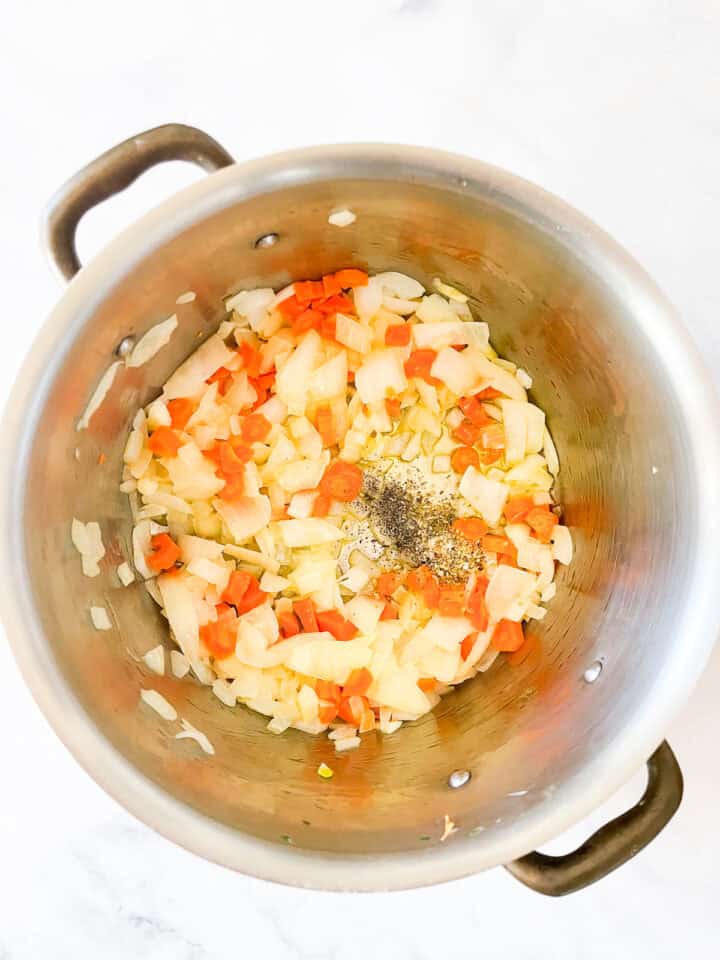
[314, 293, 353, 315]
[525, 505, 559, 543]
[222, 570, 254, 608]
[277, 294, 304, 318]
[491, 619, 525, 652]
[241, 412, 272, 443]
[450, 446, 480, 474]
[385, 324, 411, 347]
[342, 667, 373, 698]
[481, 534, 516, 557]
[475, 386, 503, 400]
[294, 280, 325, 303]
[417, 677, 437, 692]
[278, 610, 301, 638]
[312, 494, 331, 517]
[318, 704, 338, 724]
[478, 423, 505, 449]
[379, 600, 398, 620]
[334, 268, 368, 288]
[460, 632, 478, 661]
[437, 584, 465, 617]
[146, 533, 181, 572]
[199, 604, 238, 659]
[235, 578, 267, 614]
[319, 461, 363, 502]
[315, 679, 342, 702]
[466, 575, 489, 632]
[219, 442, 249, 476]
[322, 273, 343, 297]
[404, 349, 440, 385]
[458, 395, 492, 426]
[207, 365, 232, 385]
[377, 571, 402, 596]
[478, 449, 503, 465]
[167, 398, 195, 430]
[293, 598, 318, 633]
[316, 609, 358, 641]
[384, 396, 402, 418]
[504, 495, 535, 524]
[218, 472, 245, 501]
[452, 516, 488, 542]
[315, 404, 336, 447]
[291, 308, 322, 336]
[238, 341, 263, 378]
[453, 419, 482, 446]
[148, 426, 182, 458]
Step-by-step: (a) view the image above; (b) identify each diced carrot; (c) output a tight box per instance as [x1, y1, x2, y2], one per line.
[337, 697, 361, 725]
[207, 365, 231, 385]
[292, 308, 322, 336]
[417, 677, 436, 692]
[380, 600, 398, 620]
[241, 412, 272, 443]
[238, 341, 263, 378]
[314, 293, 353, 315]
[343, 667, 373, 697]
[294, 280, 325, 303]
[318, 704, 338, 724]
[422, 576, 440, 609]
[481, 534, 516, 557]
[478, 449, 503, 465]
[97, 452, 106, 465]
[219, 441, 249, 476]
[312, 494, 331, 517]
[499, 553, 518, 567]
[322, 273, 343, 298]
[277, 294, 305, 318]
[199, 604, 238, 659]
[479, 423, 505, 449]
[377, 571, 402, 596]
[406, 565, 434, 593]
[404, 349, 440, 385]
[147, 533, 181, 572]
[458, 395, 491, 426]
[235, 578, 268, 615]
[315, 680, 342, 702]
[460, 632, 478, 661]
[218, 472, 245, 501]
[316, 609, 358, 641]
[318, 313, 337, 341]
[167, 398, 195, 430]
[347, 370, 355, 383]
[504, 495, 535, 524]
[385, 324, 411, 347]
[278, 610, 301, 638]
[148, 426, 182, 458]
[438, 584, 465, 617]
[452, 517, 488, 542]
[467, 575, 489, 632]
[491, 619, 525, 652]
[293, 598, 318, 633]
[222, 570, 253, 608]
[385, 396, 402, 418]
[453, 419, 482, 446]
[319, 461, 363, 501]
[334, 269, 368, 288]
[450, 445, 480, 474]
[315, 404, 336, 447]
[475, 386, 503, 400]
[525, 505, 559, 543]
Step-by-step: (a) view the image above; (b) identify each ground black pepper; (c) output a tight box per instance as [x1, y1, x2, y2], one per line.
[357, 464, 484, 581]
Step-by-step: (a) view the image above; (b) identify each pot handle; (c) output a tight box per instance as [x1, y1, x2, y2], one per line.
[505, 741, 683, 896]
[43, 123, 234, 282]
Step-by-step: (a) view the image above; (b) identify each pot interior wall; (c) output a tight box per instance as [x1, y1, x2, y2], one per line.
[23, 176, 691, 854]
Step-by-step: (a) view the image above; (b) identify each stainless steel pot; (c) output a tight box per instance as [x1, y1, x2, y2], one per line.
[2, 124, 718, 894]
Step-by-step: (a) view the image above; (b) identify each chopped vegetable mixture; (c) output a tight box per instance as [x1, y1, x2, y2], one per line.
[119, 270, 573, 752]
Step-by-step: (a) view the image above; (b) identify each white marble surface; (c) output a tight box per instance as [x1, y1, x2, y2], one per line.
[2, 1, 720, 955]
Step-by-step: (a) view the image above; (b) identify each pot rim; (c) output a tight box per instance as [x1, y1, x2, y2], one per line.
[3, 143, 719, 891]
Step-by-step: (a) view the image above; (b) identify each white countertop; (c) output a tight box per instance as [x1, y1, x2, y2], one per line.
[2, 1, 719, 955]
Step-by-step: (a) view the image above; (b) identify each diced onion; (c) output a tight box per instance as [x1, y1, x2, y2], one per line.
[328, 208, 356, 227]
[126, 315, 178, 368]
[90, 605, 112, 630]
[77, 362, 121, 431]
[176, 718, 215, 755]
[142, 645, 165, 674]
[140, 688, 177, 721]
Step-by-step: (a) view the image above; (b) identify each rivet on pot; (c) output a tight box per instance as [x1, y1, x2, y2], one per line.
[115, 336, 135, 358]
[448, 769, 471, 789]
[254, 233, 279, 249]
[583, 659, 603, 684]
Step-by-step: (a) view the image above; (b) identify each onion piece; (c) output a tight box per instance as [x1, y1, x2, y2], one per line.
[90, 606, 112, 630]
[163, 335, 236, 400]
[117, 562, 135, 586]
[140, 689, 177, 721]
[77, 362, 121, 431]
[170, 650, 190, 678]
[328, 208, 356, 227]
[176, 718, 215, 755]
[126, 315, 178, 368]
[142, 644, 165, 675]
